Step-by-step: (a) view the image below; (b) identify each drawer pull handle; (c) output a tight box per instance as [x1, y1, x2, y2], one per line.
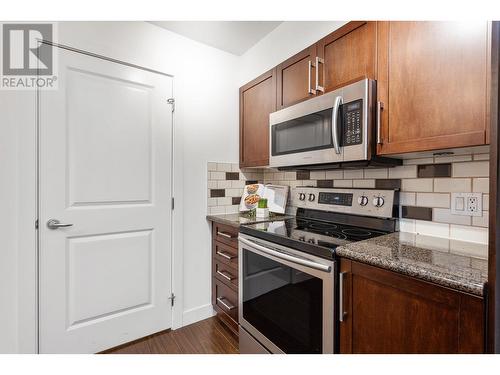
[217, 269, 235, 281]
[217, 231, 236, 239]
[217, 297, 236, 311]
[216, 250, 236, 260]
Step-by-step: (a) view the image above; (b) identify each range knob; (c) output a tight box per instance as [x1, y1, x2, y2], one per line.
[308, 193, 316, 202]
[357, 195, 369, 206]
[373, 196, 385, 207]
[299, 193, 306, 201]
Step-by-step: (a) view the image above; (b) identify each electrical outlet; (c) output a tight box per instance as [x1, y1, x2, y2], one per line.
[451, 193, 482, 217]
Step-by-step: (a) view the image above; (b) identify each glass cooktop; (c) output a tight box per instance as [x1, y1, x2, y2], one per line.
[240, 216, 390, 260]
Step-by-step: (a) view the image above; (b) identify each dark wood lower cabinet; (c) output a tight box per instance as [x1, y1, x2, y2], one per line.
[339, 258, 486, 354]
[211, 222, 240, 336]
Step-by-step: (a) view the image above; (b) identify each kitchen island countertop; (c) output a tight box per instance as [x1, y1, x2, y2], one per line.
[336, 232, 488, 296]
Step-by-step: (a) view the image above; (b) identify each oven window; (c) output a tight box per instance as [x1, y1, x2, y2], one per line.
[271, 108, 334, 156]
[242, 248, 323, 353]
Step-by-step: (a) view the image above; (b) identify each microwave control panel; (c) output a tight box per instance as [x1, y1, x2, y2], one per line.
[342, 99, 363, 146]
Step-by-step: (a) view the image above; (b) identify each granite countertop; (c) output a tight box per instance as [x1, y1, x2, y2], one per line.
[336, 232, 488, 296]
[206, 212, 293, 228]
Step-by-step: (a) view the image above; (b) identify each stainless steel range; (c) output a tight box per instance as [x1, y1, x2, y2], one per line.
[238, 187, 399, 354]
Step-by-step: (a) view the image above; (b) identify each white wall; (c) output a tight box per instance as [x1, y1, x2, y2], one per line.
[0, 21, 240, 352]
[239, 21, 346, 85]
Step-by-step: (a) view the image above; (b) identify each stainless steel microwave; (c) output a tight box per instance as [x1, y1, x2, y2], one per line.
[269, 78, 400, 169]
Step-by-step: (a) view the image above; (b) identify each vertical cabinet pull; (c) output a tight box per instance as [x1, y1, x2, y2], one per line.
[339, 272, 346, 322]
[377, 101, 384, 144]
[315, 56, 325, 92]
[308, 60, 316, 95]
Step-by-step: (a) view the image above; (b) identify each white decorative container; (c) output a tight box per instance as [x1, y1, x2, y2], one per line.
[256, 207, 269, 218]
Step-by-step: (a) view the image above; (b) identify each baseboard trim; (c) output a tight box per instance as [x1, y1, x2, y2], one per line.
[182, 303, 216, 327]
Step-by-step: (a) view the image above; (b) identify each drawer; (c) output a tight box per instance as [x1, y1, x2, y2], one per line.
[213, 277, 238, 322]
[212, 222, 239, 247]
[213, 258, 238, 290]
[213, 240, 238, 267]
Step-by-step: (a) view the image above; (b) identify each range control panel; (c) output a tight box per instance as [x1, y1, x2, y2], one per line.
[292, 187, 397, 219]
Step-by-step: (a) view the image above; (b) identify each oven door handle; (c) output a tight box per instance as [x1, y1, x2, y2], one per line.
[239, 237, 331, 273]
[332, 95, 342, 155]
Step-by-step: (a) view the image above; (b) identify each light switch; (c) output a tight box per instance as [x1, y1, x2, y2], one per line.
[455, 197, 464, 211]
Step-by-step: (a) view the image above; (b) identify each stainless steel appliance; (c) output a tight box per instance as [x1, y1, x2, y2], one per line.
[238, 187, 398, 354]
[269, 78, 401, 169]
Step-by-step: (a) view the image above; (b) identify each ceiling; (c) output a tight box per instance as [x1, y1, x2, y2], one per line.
[149, 21, 282, 55]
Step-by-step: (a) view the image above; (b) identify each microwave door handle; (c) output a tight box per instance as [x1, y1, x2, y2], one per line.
[332, 96, 342, 155]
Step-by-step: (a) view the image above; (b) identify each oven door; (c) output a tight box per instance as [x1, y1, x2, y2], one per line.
[238, 234, 335, 354]
[269, 88, 344, 168]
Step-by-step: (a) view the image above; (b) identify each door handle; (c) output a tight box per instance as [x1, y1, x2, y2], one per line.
[46, 219, 73, 230]
[332, 96, 343, 155]
[315, 56, 325, 92]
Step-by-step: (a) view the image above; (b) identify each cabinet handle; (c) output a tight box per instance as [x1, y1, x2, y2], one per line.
[315, 56, 325, 92]
[217, 231, 236, 239]
[217, 269, 235, 281]
[377, 101, 384, 144]
[216, 250, 236, 260]
[308, 60, 315, 95]
[217, 297, 236, 311]
[339, 272, 346, 322]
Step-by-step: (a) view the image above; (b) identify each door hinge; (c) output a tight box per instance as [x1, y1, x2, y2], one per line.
[171, 197, 175, 210]
[35, 219, 39, 229]
[168, 293, 176, 307]
[167, 97, 175, 112]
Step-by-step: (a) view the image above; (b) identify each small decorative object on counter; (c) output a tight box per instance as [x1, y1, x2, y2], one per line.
[239, 184, 288, 214]
[256, 198, 269, 218]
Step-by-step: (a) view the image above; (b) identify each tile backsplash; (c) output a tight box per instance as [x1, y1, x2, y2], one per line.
[207, 162, 264, 215]
[207, 153, 489, 244]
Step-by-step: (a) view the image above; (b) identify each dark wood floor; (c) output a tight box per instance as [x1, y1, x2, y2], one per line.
[103, 317, 239, 354]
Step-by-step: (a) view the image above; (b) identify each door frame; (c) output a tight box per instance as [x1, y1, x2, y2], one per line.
[489, 21, 500, 354]
[17, 41, 184, 353]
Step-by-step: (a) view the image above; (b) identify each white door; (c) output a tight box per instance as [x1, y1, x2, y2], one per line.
[39, 46, 173, 353]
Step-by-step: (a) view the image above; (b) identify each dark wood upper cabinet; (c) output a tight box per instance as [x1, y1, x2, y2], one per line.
[239, 21, 494, 166]
[317, 21, 377, 93]
[276, 45, 317, 109]
[239, 68, 276, 168]
[339, 259, 485, 354]
[377, 21, 491, 155]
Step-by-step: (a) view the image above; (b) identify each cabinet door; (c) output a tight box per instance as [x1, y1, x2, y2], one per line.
[276, 45, 317, 109]
[239, 69, 276, 167]
[317, 21, 377, 93]
[339, 259, 485, 354]
[377, 21, 490, 155]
